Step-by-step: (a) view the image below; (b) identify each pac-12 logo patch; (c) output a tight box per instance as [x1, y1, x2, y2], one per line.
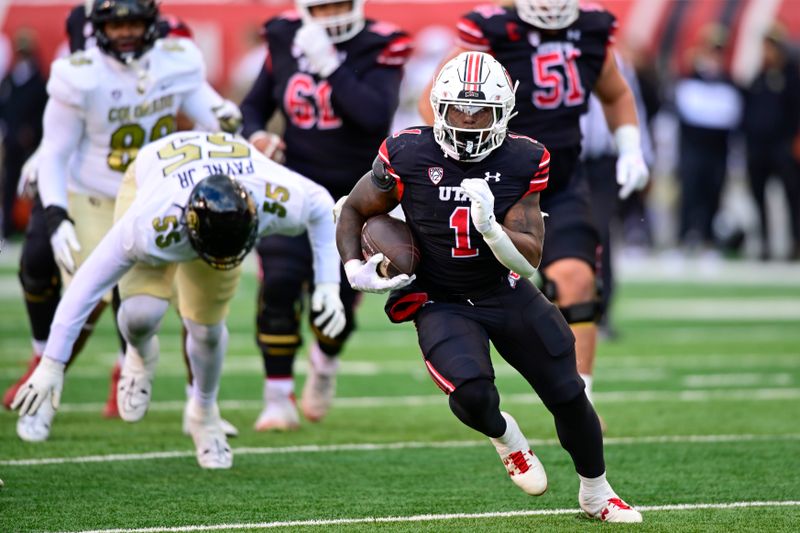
[428, 167, 444, 185]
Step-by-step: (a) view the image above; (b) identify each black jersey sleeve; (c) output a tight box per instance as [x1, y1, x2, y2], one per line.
[66, 5, 86, 53]
[327, 30, 413, 134]
[240, 23, 277, 138]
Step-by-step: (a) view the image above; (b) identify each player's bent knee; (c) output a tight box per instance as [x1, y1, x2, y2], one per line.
[449, 378, 500, 414]
[118, 295, 169, 342]
[184, 318, 226, 346]
[558, 300, 602, 325]
[18, 267, 61, 301]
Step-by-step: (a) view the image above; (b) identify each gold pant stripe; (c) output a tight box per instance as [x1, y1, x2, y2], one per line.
[258, 333, 301, 345]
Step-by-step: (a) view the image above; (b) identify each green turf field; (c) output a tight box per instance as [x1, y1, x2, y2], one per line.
[0, 256, 799, 532]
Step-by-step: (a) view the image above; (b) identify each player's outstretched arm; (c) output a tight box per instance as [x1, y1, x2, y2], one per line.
[12, 221, 136, 416]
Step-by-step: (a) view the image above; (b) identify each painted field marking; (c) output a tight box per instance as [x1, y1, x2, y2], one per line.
[55, 500, 800, 533]
[3, 433, 799, 467]
[39, 386, 800, 415]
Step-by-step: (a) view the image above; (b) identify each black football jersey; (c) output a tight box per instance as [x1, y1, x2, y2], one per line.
[380, 127, 549, 295]
[458, 4, 616, 150]
[241, 12, 412, 199]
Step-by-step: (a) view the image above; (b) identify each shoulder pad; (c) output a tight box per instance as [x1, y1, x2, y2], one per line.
[47, 50, 99, 106]
[149, 38, 206, 89]
[371, 155, 395, 191]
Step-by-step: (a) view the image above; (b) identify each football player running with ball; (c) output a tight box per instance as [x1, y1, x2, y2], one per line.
[337, 52, 642, 522]
[420, 0, 650, 423]
[240, 0, 412, 431]
[12, 131, 346, 469]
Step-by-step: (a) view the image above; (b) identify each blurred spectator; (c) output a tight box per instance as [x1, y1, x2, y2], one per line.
[742, 24, 800, 261]
[228, 25, 267, 103]
[391, 25, 453, 131]
[674, 25, 742, 254]
[0, 29, 47, 238]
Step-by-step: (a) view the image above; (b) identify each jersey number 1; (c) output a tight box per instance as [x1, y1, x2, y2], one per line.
[449, 207, 479, 258]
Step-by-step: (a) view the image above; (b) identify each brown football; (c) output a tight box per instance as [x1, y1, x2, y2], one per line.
[361, 214, 420, 278]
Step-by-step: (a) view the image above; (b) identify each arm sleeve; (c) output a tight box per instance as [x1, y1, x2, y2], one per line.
[326, 64, 403, 134]
[43, 223, 135, 363]
[37, 97, 85, 209]
[180, 81, 225, 132]
[241, 58, 277, 138]
[303, 182, 340, 285]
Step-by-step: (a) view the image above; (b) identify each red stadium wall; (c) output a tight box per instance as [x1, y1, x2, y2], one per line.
[0, 1, 635, 88]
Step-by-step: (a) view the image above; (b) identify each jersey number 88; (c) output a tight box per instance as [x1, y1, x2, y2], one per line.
[108, 115, 177, 171]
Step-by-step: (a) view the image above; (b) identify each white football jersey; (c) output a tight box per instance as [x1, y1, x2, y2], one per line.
[43, 131, 338, 363]
[119, 131, 337, 272]
[46, 37, 210, 200]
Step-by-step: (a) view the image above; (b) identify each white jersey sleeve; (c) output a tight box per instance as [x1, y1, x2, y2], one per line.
[43, 222, 136, 363]
[37, 97, 85, 209]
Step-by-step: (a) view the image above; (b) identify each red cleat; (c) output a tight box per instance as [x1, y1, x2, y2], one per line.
[103, 361, 122, 418]
[3, 355, 41, 410]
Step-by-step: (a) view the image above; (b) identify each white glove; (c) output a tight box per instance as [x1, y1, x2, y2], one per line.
[213, 99, 243, 134]
[460, 178, 497, 234]
[17, 147, 41, 199]
[614, 125, 649, 199]
[333, 195, 348, 223]
[311, 282, 346, 338]
[344, 255, 415, 294]
[11, 357, 66, 416]
[295, 22, 341, 77]
[249, 130, 286, 164]
[50, 219, 82, 275]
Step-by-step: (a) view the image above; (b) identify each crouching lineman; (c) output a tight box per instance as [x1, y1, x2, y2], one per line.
[12, 131, 345, 469]
[336, 52, 642, 522]
[8, 0, 243, 443]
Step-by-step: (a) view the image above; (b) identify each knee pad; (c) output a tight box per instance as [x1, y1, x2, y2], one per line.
[540, 272, 601, 324]
[18, 268, 61, 302]
[449, 378, 500, 417]
[183, 319, 227, 347]
[118, 295, 169, 343]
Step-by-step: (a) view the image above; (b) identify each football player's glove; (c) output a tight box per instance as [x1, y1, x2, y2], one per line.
[213, 100, 243, 134]
[460, 178, 496, 234]
[295, 22, 341, 78]
[614, 125, 649, 199]
[17, 147, 41, 199]
[344, 255, 415, 294]
[45, 206, 82, 275]
[310, 283, 346, 338]
[11, 357, 65, 417]
[249, 131, 286, 164]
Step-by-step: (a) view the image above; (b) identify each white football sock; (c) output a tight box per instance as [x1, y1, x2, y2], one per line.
[309, 342, 339, 376]
[265, 377, 294, 401]
[183, 318, 227, 411]
[490, 412, 527, 453]
[578, 472, 616, 515]
[580, 373, 594, 405]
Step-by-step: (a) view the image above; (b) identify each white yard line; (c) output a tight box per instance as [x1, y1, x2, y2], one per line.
[54, 500, 800, 533]
[45, 387, 800, 414]
[3, 433, 799, 467]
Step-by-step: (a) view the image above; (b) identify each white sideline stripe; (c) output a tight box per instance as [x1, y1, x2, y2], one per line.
[4, 433, 799, 467]
[55, 500, 800, 533]
[50, 387, 800, 414]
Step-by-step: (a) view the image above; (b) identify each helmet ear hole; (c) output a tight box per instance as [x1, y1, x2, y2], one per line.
[185, 174, 259, 270]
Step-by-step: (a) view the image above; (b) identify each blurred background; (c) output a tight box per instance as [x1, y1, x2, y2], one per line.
[2, 0, 800, 263]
